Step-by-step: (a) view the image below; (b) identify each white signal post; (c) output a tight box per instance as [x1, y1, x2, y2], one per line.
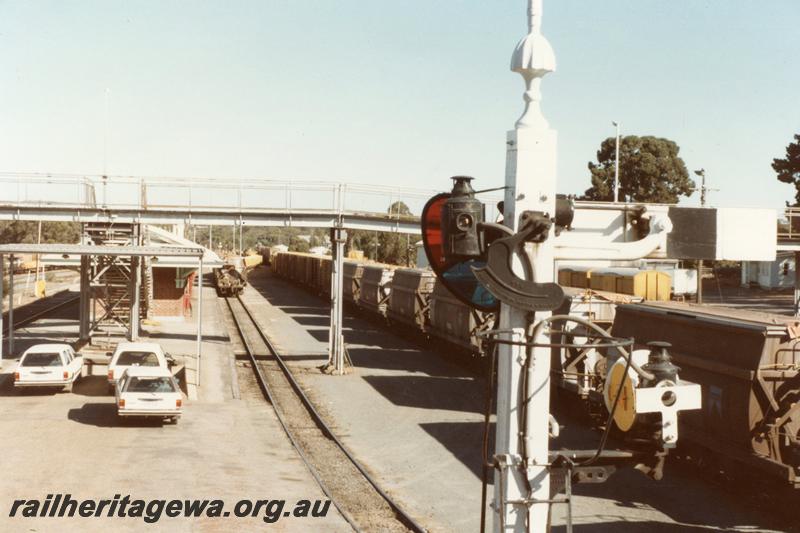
[495, 0, 557, 531]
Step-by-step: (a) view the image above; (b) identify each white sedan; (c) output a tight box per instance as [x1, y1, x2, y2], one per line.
[14, 344, 83, 392]
[115, 367, 182, 423]
[107, 341, 173, 393]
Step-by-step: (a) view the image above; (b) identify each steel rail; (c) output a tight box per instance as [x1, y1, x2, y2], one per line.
[7, 292, 81, 330]
[229, 294, 426, 533]
[222, 296, 361, 531]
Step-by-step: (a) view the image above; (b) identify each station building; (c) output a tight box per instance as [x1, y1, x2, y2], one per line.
[41, 224, 222, 323]
[741, 251, 796, 290]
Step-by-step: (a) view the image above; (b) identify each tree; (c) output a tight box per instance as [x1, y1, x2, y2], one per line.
[773, 133, 800, 206]
[186, 226, 329, 253]
[377, 201, 418, 265]
[289, 236, 310, 253]
[0, 221, 80, 244]
[582, 135, 694, 203]
[346, 201, 419, 265]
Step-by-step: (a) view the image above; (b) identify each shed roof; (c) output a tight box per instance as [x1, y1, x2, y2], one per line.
[0, 243, 204, 258]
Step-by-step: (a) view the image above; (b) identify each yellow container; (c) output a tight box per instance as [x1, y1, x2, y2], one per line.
[348, 250, 365, 260]
[615, 270, 671, 301]
[557, 268, 572, 286]
[242, 254, 263, 268]
[569, 268, 593, 288]
[590, 271, 618, 293]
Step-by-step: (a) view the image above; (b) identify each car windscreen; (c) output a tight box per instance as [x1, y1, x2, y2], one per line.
[116, 351, 159, 366]
[125, 376, 176, 393]
[20, 353, 62, 367]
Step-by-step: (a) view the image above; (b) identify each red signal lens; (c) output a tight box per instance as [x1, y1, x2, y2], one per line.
[421, 193, 448, 272]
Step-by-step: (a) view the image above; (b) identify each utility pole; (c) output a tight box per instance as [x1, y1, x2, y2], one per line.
[693, 169, 718, 304]
[695, 169, 706, 303]
[35, 221, 42, 283]
[103, 88, 110, 176]
[494, 0, 557, 530]
[613, 121, 621, 203]
[102, 88, 110, 209]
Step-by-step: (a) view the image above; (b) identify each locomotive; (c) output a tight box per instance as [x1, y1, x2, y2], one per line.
[213, 265, 247, 297]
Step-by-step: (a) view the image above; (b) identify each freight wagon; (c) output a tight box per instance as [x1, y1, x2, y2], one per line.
[270, 252, 799, 490]
[270, 251, 492, 357]
[387, 268, 436, 332]
[611, 301, 800, 488]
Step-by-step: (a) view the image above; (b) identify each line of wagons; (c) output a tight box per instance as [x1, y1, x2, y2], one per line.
[264, 249, 800, 491]
[267, 250, 493, 360]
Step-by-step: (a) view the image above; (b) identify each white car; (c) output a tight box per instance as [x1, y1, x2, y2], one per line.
[115, 367, 182, 423]
[107, 342, 173, 393]
[14, 344, 83, 392]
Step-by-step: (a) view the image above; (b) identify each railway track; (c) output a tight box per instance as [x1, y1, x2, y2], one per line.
[223, 294, 426, 533]
[5, 290, 81, 330]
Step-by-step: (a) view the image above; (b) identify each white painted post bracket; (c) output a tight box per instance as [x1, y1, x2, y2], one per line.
[494, 0, 558, 531]
[635, 383, 702, 447]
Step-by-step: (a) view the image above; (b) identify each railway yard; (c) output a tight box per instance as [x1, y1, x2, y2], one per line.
[3, 1, 800, 530]
[0, 263, 796, 532]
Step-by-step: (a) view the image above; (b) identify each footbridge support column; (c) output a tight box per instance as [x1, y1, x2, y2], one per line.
[79, 255, 91, 341]
[328, 226, 347, 374]
[128, 256, 141, 341]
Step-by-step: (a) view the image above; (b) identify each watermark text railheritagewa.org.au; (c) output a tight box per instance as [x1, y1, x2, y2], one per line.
[8, 494, 331, 524]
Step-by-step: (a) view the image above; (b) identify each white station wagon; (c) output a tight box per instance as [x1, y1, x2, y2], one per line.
[14, 343, 83, 392]
[107, 342, 172, 393]
[115, 367, 182, 423]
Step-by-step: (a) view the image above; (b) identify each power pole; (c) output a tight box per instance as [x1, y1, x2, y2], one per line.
[693, 169, 718, 303]
[494, 0, 557, 530]
[613, 121, 621, 202]
[35, 221, 42, 283]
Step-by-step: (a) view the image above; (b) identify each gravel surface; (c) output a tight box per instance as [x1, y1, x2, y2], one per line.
[225, 296, 412, 532]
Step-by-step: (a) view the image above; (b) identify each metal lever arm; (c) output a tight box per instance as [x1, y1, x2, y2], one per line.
[472, 212, 564, 311]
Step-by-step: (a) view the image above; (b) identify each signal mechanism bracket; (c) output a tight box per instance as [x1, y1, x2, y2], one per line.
[472, 211, 564, 311]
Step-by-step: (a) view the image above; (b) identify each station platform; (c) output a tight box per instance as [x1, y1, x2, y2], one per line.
[244, 267, 795, 533]
[0, 285, 350, 532]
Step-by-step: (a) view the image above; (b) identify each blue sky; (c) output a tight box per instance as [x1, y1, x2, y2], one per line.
[1, 1, 798, 209]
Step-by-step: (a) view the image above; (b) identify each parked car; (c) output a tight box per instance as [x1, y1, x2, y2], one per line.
[107, 342, 173, 393]
[115, 367, 182, 423]
[14, 343, 83, 392]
